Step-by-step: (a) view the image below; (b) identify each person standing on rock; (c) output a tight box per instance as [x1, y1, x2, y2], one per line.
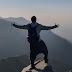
[12, 16, 59, 69]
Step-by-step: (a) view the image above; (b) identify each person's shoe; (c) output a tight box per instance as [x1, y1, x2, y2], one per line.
[29, 66, 36, 70]
[32, 66, 36, 69]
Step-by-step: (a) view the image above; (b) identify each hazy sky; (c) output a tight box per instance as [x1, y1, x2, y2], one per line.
[0, 0, 72, 40]
[0, 0, 72, 23]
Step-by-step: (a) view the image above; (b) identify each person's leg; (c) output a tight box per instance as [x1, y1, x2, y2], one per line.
[44, 52, 48, 63]
[30, 52, 36, 69]
[39, 40, 48, 64]
[30, 44, 35, 69]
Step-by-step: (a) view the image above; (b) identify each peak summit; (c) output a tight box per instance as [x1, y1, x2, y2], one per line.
[22, 60, 53, 72]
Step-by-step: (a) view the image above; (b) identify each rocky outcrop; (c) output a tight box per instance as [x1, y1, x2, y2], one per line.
[22, 60, 53, 72]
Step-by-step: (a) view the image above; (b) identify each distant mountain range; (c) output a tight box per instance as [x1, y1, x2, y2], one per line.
[0, 17, 3, 19]
[0, 17, 72, 66]
[5, 17, 30, 25]
[0, 55, 72, 72]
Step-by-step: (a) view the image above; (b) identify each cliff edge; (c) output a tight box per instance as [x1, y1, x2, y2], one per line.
[22, 60, 54, 72]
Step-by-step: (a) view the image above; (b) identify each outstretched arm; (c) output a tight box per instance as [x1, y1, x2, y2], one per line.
[40, 24, 59, 30]
[11, 23, 28, 29]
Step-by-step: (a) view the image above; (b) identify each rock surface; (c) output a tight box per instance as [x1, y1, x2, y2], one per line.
[22, 60, 53, 72]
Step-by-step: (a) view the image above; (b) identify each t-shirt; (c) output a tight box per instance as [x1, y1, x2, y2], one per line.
[13, 22, 56, 41]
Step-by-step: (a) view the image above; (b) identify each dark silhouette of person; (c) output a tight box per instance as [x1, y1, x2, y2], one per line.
[12, 16, 59, 69]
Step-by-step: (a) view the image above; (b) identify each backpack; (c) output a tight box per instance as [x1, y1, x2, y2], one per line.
[27, 24, 39, 44]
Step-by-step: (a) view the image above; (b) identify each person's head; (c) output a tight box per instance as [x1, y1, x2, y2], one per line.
[31, 16, 36, 23]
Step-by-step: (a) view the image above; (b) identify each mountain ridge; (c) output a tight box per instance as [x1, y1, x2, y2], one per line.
[4, 17, 30, 25]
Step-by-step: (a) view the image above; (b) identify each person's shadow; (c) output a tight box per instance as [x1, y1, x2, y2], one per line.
[26, 60, 53, 72]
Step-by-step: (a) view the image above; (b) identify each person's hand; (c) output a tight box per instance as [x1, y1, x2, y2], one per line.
[54, 23, 59, 28]
[11, 22, 15, 26]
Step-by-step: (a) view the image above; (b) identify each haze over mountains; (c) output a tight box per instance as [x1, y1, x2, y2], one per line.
[0, 17, 72, 66]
